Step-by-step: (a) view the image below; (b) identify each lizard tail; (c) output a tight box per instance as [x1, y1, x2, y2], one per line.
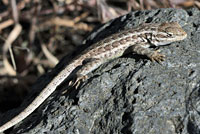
[0, 59, 82, 132]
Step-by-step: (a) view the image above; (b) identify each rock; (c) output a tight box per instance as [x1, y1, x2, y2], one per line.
[1, 8, 200, 134]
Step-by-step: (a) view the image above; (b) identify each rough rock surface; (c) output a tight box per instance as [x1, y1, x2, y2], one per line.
[1, 8, 200, 134]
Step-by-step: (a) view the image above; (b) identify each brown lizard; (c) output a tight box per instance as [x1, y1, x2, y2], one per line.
[0, 22, 187, 132]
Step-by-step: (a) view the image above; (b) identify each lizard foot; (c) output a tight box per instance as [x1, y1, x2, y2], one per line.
[149, 50, 165, 63]
[69, 75, 88, 89]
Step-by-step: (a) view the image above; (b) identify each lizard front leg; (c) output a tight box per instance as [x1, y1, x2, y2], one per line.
[127, 44, 165, 62]
[71, 58, 104, 88]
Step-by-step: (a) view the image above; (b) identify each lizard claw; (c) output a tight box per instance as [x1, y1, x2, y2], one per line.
[69, 75, 88, 89]
[149, 49, 165, 63]
[68, 80, 74, 87]
[74, 75, 88, 89]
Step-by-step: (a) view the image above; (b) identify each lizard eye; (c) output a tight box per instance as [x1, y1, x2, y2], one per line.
[167, 33, 173, 37]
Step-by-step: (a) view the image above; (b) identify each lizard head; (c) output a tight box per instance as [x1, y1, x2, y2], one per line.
[152, 22, 187, 46]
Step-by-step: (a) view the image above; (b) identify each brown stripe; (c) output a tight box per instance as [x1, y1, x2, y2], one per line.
[156, 34, 167, 38]
[125, 37, 132, 41]
[112, 41, 120, 47]
[132, 35, 137, 39]
[123, 30, 129, 36]
[118, 33, 124, 38]
[105, 45, 111, 50]
[150, 27, 157, 31]
[97, 47, 105, 53]
[104, 38, 112, 43]
[111, 34, 118, 40]
[138, 34, 145, 38]
[128, 29, 135, 33]
[119, 39, 126, 44]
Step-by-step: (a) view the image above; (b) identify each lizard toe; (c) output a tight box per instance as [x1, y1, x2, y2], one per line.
[150, 50, 165, 63]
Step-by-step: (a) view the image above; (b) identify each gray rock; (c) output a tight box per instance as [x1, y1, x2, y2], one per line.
[1, 8, 200, 134]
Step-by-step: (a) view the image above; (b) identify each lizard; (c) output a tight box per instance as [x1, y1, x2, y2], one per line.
[0, 22, 187, 133]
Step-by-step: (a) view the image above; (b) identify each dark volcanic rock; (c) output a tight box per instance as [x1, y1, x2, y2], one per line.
[1, 8, 200, 134]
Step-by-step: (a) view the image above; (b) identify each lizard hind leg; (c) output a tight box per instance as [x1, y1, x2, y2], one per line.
[70, 58, 104, 89]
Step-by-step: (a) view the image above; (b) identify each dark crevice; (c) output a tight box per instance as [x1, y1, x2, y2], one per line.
[187, 10, 193, 16]
[133, 87, 139, 94]
[121, 111, 133, 134]
[111, 64, 121, 70]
